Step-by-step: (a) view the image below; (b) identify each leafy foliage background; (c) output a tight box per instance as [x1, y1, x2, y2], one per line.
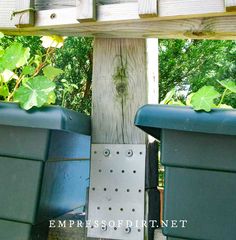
[0, 36, 93, 115]
[159, 39, 236, 107]
[1, 36, 235, 113]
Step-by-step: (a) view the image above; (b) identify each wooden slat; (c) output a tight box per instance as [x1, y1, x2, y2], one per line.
[76, 0, 96, 22]
[2, 0, 236, 39]
[3, 15, 236, 40]
[138, 0, 158, 17]
[13, 0, 35, 27]
[226, 0, 236, 11]
[158, 0, 224, 17]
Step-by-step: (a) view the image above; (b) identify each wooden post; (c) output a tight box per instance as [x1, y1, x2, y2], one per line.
[92, 38, 159, 239]
[76, 0, 96, 22]
[138, 0, 158, 17]
[13, 0, 35, 27]
[226, 0, 236, 11]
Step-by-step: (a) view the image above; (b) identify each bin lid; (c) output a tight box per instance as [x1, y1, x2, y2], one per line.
[134, 104, 236, 139]
[0, 102, 90, 135]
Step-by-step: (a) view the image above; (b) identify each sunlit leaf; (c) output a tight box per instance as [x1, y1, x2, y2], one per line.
[41, 35, 66, 49]
[160, 88, 176, 104]
[0, 47, 4, 57]
[22, 66, 36, 76]
[0, 85, 8, 98]
[47, 91, 56, 104]
[14, 76, 56, 110]
[190, 86, 220, 112]
[43, 65, 63, 80]
[186, 93, 194, 106]
[218, 104, 233, 109]
[0, 69, 18, 82]
[0, 32, 4, 39]
[168, 100, 185, 106]
[218, 80, 236, 93]
[0, 43, 30, 70]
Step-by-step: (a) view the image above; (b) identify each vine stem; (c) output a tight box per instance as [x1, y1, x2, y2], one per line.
[7, 45, 57, 101]
[218, 89, 228, 106]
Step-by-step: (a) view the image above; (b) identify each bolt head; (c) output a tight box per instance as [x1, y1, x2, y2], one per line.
[103, 149, 110, 157]
[126, 149, 133, 157]
[101, 224, 107, 231]
[124, 227, 131, 234]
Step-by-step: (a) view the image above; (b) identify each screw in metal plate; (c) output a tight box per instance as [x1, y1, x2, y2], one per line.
[103, 149, 110, 157]
[101, 224, 107, 232]
[124, 227, 131, 234]
[126, 149, 133, 157]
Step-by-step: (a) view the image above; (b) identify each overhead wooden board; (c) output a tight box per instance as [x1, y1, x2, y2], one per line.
[1, 0, 236, 40]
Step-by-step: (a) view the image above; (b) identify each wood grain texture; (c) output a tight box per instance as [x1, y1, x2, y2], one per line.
[158, 0, 224, 16]
[28, 15, 236, 40]
[14, 0, 35, 27]
[92, 38, 148, 144]
[76, 0, 96, 22]
[139, 0, 158, 17]
[91, 38, 158, 240]
[2, 0, 236, 39]
[226, 0, 236, 11]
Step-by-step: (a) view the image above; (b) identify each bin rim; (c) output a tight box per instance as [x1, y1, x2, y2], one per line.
[0, 102, 91, 135]
[134, 104, 236, 139]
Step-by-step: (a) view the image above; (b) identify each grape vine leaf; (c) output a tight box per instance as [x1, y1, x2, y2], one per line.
[43, 65, 63, 80]
[190, 86, 221, 112]
[14, 76, 56, 110]
[218, 80, 236, 93]
[0, 43, 30, 71]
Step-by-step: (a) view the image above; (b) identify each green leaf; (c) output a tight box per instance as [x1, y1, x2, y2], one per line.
[47, 91, 56, 104]
[218, 104, 233, 109]
[0, 32, 4, 39]
[160, 88, 176, 104]
[41, 35, 65, 49]
[186, 93, 194, 106]
[43, 65, 63, 80]
[0, 47, 4, 57]
[190, 86, 221, 112]
[14, 76, 56, 110]
[0, 69, 18, 82]
[218, 80, 236, 93]
[0, 43, 30, 70]
[168, 100, 185, 106]
[22, 66, 35, 76]
[0, 85, 9, 98]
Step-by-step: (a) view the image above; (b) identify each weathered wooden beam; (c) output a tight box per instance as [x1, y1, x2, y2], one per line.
[76, 0, 96, 22]
[226, 0, 236, 11]
[3, 15, 236, 40]
[13, 0, 35, 27]
[91, 38, 159, 240]
[138, 0, 158, 17]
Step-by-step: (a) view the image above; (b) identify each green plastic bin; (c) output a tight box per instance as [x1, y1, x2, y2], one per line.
[135, 105, 236, 240]
[0, 102, 91, 240]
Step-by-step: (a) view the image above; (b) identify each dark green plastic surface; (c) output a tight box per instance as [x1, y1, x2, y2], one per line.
[0, 102, 90, 135]
[0, 156, 43, 223]
[0, 102, 91, 240]
[134, 105, 236, 240]
[0, 220, 31, 240]
[135, 104, 236, 139]
[0, 125, 50, 160]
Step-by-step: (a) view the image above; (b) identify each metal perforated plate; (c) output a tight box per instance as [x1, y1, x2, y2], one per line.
[87, 144, 146, 240]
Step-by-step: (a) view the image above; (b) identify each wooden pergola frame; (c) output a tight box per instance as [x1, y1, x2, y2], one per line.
[2, 1, 236, 240]
[1, 0, 236, 40]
